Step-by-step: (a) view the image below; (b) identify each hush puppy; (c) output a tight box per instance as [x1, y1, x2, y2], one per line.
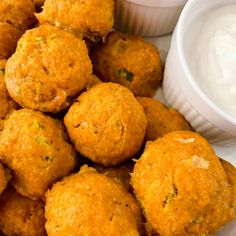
[132, 131, 234, 236]
[0, 0, 36, 58]
[0, 109, 77, 199]
[5, 24, 92, 113]
[0, 60, 18, 131]
[64, 83, 147, 166]
[137, 97, 191, 141]
[91, 31, 163, 97]
[45, 166, 143, 236]
[0, 162, 11, 195]
[36, 0, 114, 39]
[0, 186, 46, 236]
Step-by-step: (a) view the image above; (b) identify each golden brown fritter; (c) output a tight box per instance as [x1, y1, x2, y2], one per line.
[132, 131, 234, 236]
[91, 31, 163, 97]
[0, 109, 77, 199]
[45, 166, 143, 236]
[221, 159, 236, 205]
[5, 24, 92, 113]
[95, 160, 134, 192]
[64, 83, 147, 166]
[0, 186, 46, 236]
[0, 0, 36, 58]
[85, 74, 102, 91]
[0, 60, 18, 131]
[137, 97, 191, 141]
[36, 0, 114, 39]
[0, 162, 11, 195]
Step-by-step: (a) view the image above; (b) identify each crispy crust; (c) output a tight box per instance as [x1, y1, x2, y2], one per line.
[36, 0, 114, 39]
[0, 0, 36, 58]
[64, 83, 147, 166]
[0, 109, 77, 199]
[5, 24, 92, 113]
[0, 186, 46, 236]
[45, 167, 143, 236]
[132, 131, 234, 235]
[91, 31, 163, 97]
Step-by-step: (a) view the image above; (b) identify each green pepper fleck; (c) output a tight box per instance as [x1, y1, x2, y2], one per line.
[35, 36, 46, 43]
[31, 120, 45, 129]
[117, 68, 134, 82]
[36, 136, 50, 146]
[192, 216, 204, 224]
[230, 201, 236, 208]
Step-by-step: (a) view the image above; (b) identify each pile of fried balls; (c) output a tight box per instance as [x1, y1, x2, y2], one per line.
[0, 0, 235, 236]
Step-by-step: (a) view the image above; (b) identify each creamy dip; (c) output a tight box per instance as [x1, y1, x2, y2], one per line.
[188, 5, 236, 118]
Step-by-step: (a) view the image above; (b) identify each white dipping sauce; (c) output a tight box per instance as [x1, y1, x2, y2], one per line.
[188, 5, 236, 118]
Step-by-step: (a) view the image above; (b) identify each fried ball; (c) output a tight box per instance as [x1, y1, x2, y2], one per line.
[0, 109, 77, 199]
[0, 0, 36, 58]
[132, 131, 234, 236]
[36, 0, 114, 39]
[64, 83, 147, 166]
[0, 60, 18, 131]
[137, 97, 191, 141]
[45, 166, 143, 236]
[0, 162, 11, 195]
[95, 160, 134, 192]
[91, 31, 163, 97]
[85, 74, 102, 91]
[221, 159, 236, 205]
[0, 186, 46, 236]
[5, 24, 92, 113]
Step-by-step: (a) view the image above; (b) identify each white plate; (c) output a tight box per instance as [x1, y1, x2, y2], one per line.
[147, 33, 236, 236]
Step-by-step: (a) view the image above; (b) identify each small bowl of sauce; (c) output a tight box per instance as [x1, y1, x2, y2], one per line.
[163, 0, 236, 145]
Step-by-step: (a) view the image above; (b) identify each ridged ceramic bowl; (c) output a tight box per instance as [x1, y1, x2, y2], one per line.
[114, 0, 188, 36]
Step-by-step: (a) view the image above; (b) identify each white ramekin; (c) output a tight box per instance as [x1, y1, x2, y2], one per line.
[163, 0, 236, 146]
[114, 0, 188, 36]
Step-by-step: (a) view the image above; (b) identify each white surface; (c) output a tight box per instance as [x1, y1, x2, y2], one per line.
[115, 0, 187, 36]
[150, 33, 236, 236]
